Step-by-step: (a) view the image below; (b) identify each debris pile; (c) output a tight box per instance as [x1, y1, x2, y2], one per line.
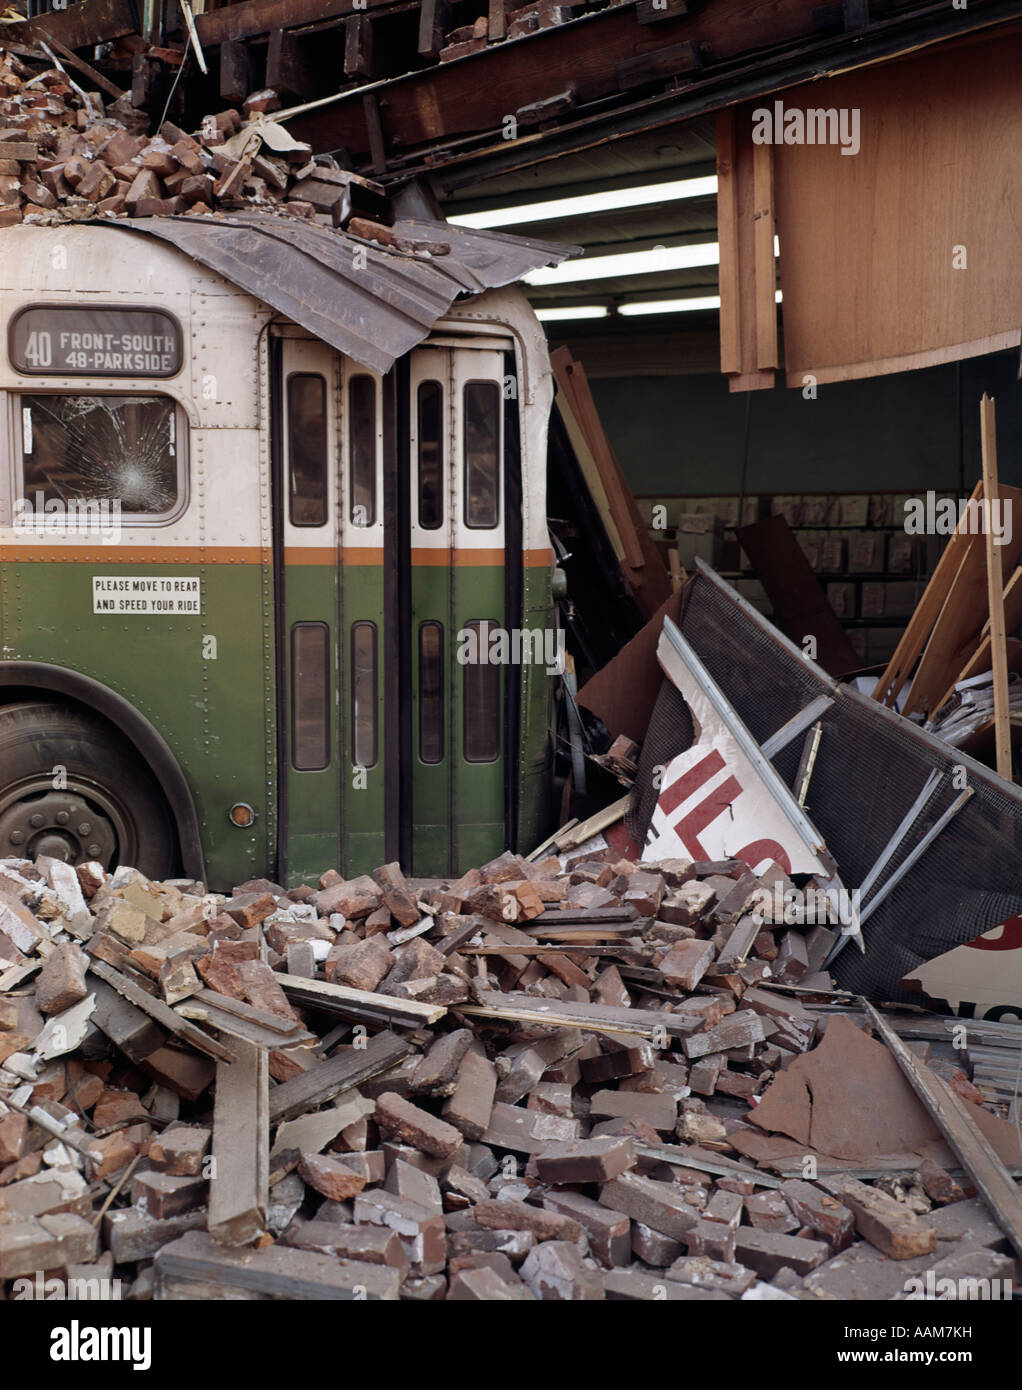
[2, 846, 1020, 1301]
[0, 43, 400, 244]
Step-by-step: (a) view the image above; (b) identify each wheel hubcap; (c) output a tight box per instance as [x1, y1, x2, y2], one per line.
[0, 785, 122, 867]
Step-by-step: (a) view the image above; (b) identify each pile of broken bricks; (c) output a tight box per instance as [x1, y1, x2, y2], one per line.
[1, 845, 1021, 1301]
[0, 42, 402, 243]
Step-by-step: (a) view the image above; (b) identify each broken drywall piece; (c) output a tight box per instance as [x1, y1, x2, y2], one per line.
[270, 1094, 375, 1158]
[32, 995, 96, 1061]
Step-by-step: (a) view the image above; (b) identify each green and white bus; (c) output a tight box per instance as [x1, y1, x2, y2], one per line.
[0, 216, 567, 890]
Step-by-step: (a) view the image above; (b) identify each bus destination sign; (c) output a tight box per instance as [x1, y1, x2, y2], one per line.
[10, 306, 182, 377]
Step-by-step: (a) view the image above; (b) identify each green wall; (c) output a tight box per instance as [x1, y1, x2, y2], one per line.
[585, 347, 1022, 498]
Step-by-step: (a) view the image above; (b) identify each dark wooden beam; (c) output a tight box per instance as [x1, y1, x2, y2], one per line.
[291, 0, 826, 160]
[195, 0, 405, 48]
[24, 0, 136, 50]
[220, 39, 254, 107]
[417, 0, 449, 58]
[362, 89, 387, 174]
[266, 28, 323, 99]
[344, 14, 376, 79]
[488, 0, 507, 43]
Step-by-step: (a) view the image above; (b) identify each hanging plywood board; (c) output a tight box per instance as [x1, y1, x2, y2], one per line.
[716, 106, 778, 392]
[773, 31, 1022, 385]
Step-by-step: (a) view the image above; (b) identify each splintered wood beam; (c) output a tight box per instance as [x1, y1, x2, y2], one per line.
[268, 1028, 413, 1122]
[980, 394, 1013, 779]
[861, 998, 1022, 1262]
[459, 990, 699, 1039]
[89, 959, 234, 1064]
[278, 975, 446, 1029]
[208, 1039, 269, 1246]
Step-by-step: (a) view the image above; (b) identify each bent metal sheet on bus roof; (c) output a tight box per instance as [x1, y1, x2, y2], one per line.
[93, 212, 578, 376]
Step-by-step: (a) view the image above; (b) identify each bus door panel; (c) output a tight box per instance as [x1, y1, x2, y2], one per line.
[339, 359, 386, 875]
[408, 343, 508, 876]
[278, 334, 342, 883]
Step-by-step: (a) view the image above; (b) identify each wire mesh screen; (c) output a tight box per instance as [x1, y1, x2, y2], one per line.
[628, 679, 694, 843]
[677, 571, 1022, 1003]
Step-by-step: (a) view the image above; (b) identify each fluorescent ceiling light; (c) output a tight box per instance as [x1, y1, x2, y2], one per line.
[449, 176, 718, 229]
[617, 288, 783, 316]
[618, 296, 720, 316]
[526, 242, 719, 286]
[534, 305, 609, 321]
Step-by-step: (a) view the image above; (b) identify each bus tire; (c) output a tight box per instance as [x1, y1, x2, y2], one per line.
[0, 701, 178, 879]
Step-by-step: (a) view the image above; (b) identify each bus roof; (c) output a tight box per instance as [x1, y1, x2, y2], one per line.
[92, 210, 576, 375]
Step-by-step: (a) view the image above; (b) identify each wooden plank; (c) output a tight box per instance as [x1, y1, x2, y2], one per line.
[717, 109, 741, 374]
[278, 975, 446, 1028]
[344, 14, 375, 78]
[459, 990, 698, 1039]
[487, 0, 506, 43]
[903, 482, 1022, 717]
[196, 0, 398, 46]
[183, 987, 308, 1035]
[219, 39, 253, 106]
[37, 34, 124, 98]
[752, 136, 778, 370]
[266, 27, 321, 98]
[24, 0, 136, 50]
[208, 1040, 268, 1246]
[362, 90, 387, 174]
[934, 570, 1022, 713]
[872, 480, 984, 706]
[738, 513, 861, 676]
[862, 998, 1022, 1261]
[89, 959, 235, 1064]
[776, 37, 1022, 386]
[554, 393, 627, 564]
[417, 0, 448, 58]
[89, 978, 165, 1064]
[562, 371, 646, 570]
[268, 1029, 413, 1122]
[155, 1230, 401, 1299]
[980, 394, 1012, 778]
[291, 0, 826, 159]
[176, 997, 317, 1049]
[716, 104, 776, 390]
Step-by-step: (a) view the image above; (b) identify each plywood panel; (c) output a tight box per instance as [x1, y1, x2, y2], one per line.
[774, 33, 1022, 385]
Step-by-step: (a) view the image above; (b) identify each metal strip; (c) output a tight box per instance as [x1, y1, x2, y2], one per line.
[660, 614, 836, 871]
[760, 694, 835, 758]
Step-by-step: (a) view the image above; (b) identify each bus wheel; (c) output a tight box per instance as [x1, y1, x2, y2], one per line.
[0, 702, 177, 878]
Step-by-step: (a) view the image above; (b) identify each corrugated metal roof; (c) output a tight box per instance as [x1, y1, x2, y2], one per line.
[94, 211, 578, 374]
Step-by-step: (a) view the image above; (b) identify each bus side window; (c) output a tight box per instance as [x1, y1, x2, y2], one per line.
[419, 622, 444, 764]
[19, 394, 181, 517]
[348, 375, 376, 527]
[288, 373, 328, 527]
[417, 380, 444, 530]
[463, 620, 500, 763]
[463, 381, 500, 529]
[351, 621, 378, 769]
[291, 623, 330, 771]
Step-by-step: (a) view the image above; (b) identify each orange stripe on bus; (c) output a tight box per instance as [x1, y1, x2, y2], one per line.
[5, 544, 552, 567]
[2, 545, 270, 564]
